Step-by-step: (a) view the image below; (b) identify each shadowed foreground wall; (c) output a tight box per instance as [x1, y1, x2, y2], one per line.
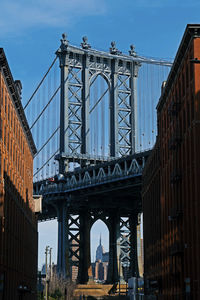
[143, 24, 200, 299]
[0, 48, 37, 300]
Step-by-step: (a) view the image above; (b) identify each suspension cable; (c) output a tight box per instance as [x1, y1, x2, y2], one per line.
[33, 148, 59, 177]
[35, 127, 60, 156]
[89, 87, 109, 114]
[30, 86, 60, 130]
[23, 56, 58, 110]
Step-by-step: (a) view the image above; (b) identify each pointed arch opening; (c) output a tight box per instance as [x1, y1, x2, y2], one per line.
[90, 219, 109, 283]
[89, 74, 110, 157]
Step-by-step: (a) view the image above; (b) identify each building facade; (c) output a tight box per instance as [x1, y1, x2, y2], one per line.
[142, 141, 161, 296]
[143, 24, 200, 299]
[0, 49, 37, 299]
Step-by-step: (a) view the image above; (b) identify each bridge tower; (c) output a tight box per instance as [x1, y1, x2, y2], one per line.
[56, 33, 140, 173]
[53, 34, 141, 282]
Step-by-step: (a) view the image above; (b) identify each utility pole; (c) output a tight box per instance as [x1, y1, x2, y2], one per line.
[49, 248, 52, 280]
[45, 246, 50, 300]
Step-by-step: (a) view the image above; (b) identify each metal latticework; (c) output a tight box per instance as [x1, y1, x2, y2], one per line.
[68, 64, 83, 154]
[117, 73, 132, 156]
[24, 34, 172, 183]
[120, 217, 131, 274]
[68, 214, 80, 280]
[27, 36, 174, 283]
[55, 34, 143, 174]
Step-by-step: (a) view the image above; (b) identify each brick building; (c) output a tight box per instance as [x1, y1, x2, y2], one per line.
[0, 49, 37, 299]
[142, 24, 200, 299]
[142, 141, 161, 296]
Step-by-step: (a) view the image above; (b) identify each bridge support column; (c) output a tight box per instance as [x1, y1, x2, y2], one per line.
[78, 210, 91, 283]
[57, 201, 70, 277]
[107, 214, 120, 283]
[129, 214, 139, 277]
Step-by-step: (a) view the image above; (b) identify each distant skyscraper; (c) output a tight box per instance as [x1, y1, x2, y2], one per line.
[92, 235, 109, 282]
[96, 234, 105, 261]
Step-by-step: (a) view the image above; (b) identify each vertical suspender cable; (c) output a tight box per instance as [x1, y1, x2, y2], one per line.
[143, 64, 146, 151]
[96, 76, 99, 156]
[150, 65, 153, 147]
[147, 63, 151, 148]
[138, 64, 142, 151]
[37, 89, 41, 179]
[94, 76, 97, 156]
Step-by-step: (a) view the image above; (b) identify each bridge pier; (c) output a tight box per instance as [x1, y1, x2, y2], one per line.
[56, 201, 70, 277]
[78, 210, 92, 283]
[107, 213, 120, 283]
[129, 214, 139, 277]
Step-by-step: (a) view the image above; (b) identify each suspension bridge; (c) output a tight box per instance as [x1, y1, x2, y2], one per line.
[27, 34, 172, 283]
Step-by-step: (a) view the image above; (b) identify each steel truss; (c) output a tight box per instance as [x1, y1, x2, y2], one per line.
[35, 151, 150, 283]
[35, 151, 148, 195]
[51, 207, 140, 283]
[56, 34, 142, 173]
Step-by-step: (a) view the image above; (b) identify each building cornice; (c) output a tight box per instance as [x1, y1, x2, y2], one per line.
[157, 24, 200, 113]
[0, 48, 37, 156]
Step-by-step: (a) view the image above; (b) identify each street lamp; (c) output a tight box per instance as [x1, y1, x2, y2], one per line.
[49, 247, 52, 280]
[45, 246, 50, 300]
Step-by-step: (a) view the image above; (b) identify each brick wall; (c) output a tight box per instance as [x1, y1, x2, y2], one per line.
[0, 54, 37, 300]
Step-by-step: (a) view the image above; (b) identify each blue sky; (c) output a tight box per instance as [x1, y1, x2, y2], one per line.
[1, 0, 200, 268]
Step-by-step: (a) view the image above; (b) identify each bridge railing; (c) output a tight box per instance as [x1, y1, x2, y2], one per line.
[36, 153, 149, 194]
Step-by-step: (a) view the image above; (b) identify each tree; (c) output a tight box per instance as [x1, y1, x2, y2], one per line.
[49, 273, 76, 300]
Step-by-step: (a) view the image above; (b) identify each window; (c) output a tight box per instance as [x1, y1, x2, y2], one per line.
[8, 103, 10, 121]
[0, 151, 1, 177]
[186, 64, 189, 87]
[16, 150, 17, 167]
[7, 132, 9, 152]
[183, 109, 186, 134]
[190, 56, 194, 80]
[182, 73, 185, 96]
[191, 94, 194, 121]
[11, 110, 13, 127]
[13, 145, 15, 162]
[187, 102, 190, 127]
[1, 88, 3, 106]
[0, 118, 2, 139]
[4, 126, 6, 146]
[26, 189, 28, 204]
[10, 139, 12, 158]
[5, 95, 7, 113]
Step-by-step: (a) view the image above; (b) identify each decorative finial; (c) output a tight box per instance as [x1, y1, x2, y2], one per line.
[81, 36, 91, 49]
[110, 41, 121, 55]
[129, 44, 136, 56]
[60, 33, 69, 51]
[62, 33, 67, 40]
[111, 41, 116, 48]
